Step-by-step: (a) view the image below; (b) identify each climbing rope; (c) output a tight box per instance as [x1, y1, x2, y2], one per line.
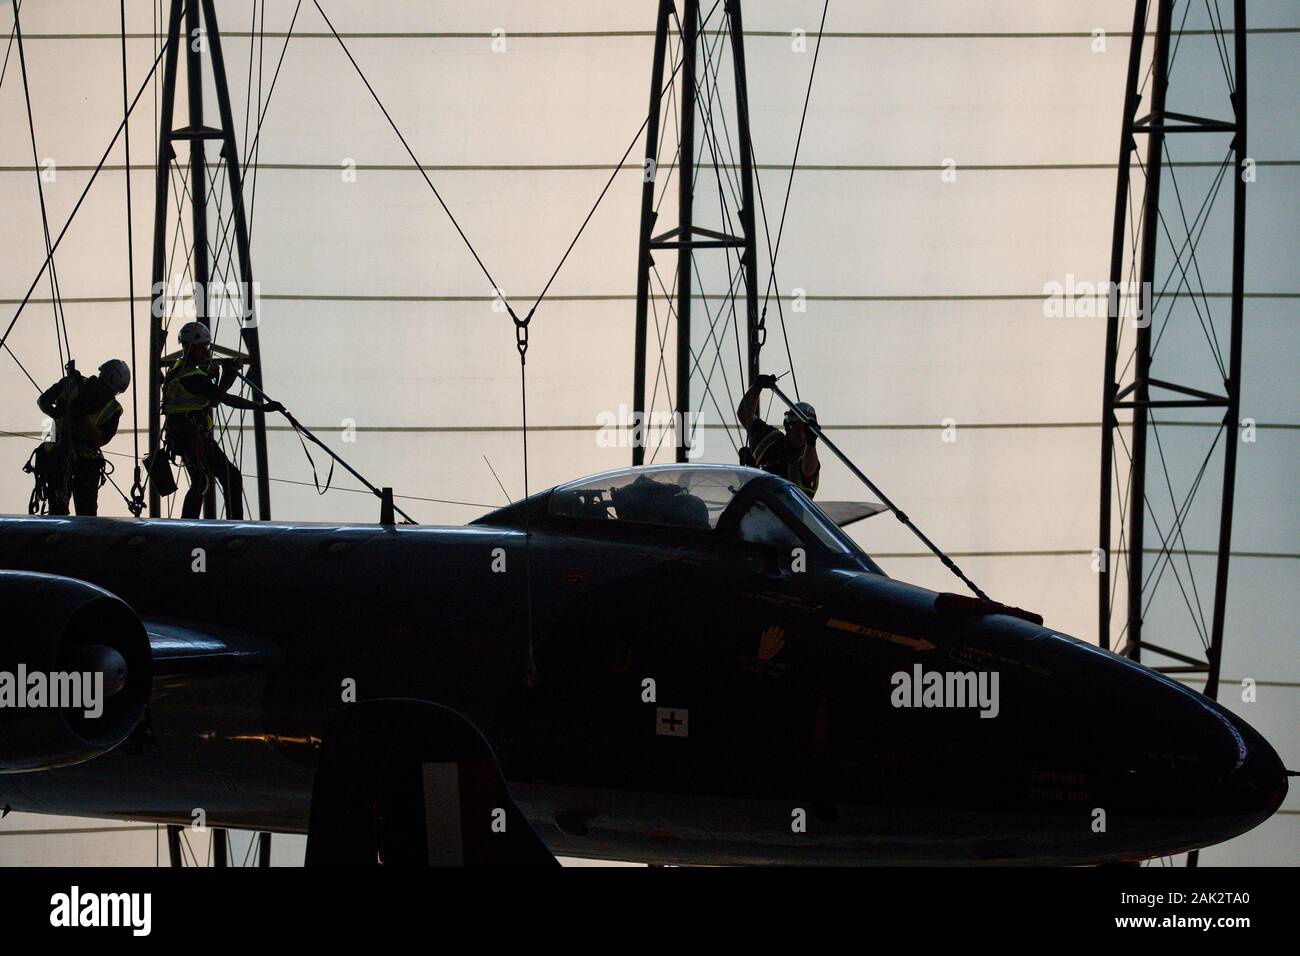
[13, 1, 73, 370]
[0, 30, 174, 356]
[235, 373, 413, 523]
[514, 305, 537, 684]
[288, 414, 336, 497]
[311, 0, 519, 322]
[769, 383, 992, 602]
[120, 0, 145, 516]
[752, 0, 830, 403]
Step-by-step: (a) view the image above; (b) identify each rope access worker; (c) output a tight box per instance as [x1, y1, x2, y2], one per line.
[736, 373, 820, 499]
[163, 321, 282, 520]
[32, 359, 131, 516]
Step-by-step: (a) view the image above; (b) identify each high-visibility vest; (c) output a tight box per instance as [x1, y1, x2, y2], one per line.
[88, 396, 121, 428]
[50, 373, 120, 458]
[753, 428, 820, 498]
[162, 360, 213, 429]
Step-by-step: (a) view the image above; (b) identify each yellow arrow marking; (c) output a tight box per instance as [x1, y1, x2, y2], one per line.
[827, 618, 936, 652]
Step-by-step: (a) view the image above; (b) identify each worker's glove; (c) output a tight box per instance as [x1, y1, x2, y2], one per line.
[756, 373, 777, 389]
[262, 401, 285, 415]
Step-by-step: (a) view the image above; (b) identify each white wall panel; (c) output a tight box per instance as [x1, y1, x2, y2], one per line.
[0, 1, 1293, 866]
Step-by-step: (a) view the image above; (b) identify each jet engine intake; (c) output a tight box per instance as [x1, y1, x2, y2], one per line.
[0, 572, 151, 772]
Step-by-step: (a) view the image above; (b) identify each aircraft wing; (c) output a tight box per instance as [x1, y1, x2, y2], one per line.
[816, 500, 888, 527]
[146, 620, 281, 692]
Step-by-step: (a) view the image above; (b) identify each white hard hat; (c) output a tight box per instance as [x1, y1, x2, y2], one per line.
[178, 322, 212, 347]
[784, 402, 817, 427]
[98, 359, 131, 393]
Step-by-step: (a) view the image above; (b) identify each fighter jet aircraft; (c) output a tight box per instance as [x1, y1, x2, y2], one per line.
[0, 464, 1288, 864]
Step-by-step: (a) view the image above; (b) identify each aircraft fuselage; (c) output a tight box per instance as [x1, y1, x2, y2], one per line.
[0, 506, 1286, 865]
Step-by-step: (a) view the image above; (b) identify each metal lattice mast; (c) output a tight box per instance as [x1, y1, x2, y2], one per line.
[631, 0, 761, 465]
[1098, 0, 1247, 699]
[147, 0, 271, 520]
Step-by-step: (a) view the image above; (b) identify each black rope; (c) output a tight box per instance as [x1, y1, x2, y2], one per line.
[13, 1, 73, 369]
[770, 383, 992, 601]
[100, 462, 137, 512]
[153, 0, 160, 189]
[120, 0, 145, 516]
[1115, 147, 1152, 386]
[644, 265, 678, 462]
[288, 416, 335, 496]
[1145, 147, 1232, 364]
[685, 257, 744, 456]
[197, 162, 247, 335]
[0, 11, 17, 95]
[1146, 414, 1216, 644]
[1137, 420, 1220, 603]
[5, 426, 498, 510]
[241, 0, 259, 157]
[691, 12, 750, 401]
[241, 0, 265, 232]
[161, 164, 199, 321]
[688, 15, 748, 453]
[244, 0, 302, 240]
[651, 30, 684, 220]
[3, 342, 41, 391]
[1166, 1, 1195, 87]
[744, 102, 792, 398]
[234, 374, 416, 523]
[526, 114, 656, 321]
[1151, 141, 1229, 377]
[518, 340, 536, 684]
[1108, 425, 1133, 621]
[694, 11, 746, 212]
[1116, 146, 1228, 385]
[525, 0, 719, 327]
[280, 410, 404, 518]
[752, 158, 800, 399]
[522, 18, 696, 322]
[310, 0, 518, 320]
[0, 29, 173, 357]
[482, 455, 511, 503]
[757, 0, 829, 396]
[1204, 0, 1235, 95]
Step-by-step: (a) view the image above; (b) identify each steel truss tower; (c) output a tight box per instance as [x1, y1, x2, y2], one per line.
[147, 0, 271, 520]
[632, 0, 761, 464]
[1098, 0, 1246, 706]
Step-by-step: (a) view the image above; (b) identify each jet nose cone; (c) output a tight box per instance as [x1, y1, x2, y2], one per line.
[1209, 705, 1288, 819]
[1129, 676, 1290, 850]
[1050, 638, 1288, 853]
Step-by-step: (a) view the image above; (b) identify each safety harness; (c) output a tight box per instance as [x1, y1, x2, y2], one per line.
[25, 371, 120, 514]
[23, 441, 66, 515]
[750, 425, 820, 498]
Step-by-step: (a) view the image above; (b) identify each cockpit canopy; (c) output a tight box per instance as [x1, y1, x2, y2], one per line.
[549, 465, 758, 530]
[532, 465, 882, 574]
